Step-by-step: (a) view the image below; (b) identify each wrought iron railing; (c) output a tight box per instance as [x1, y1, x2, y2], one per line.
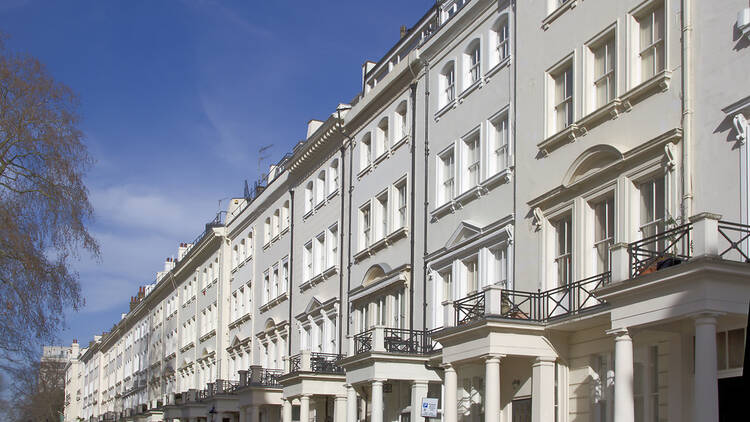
[289, 354, 302, 373]
[256, 369, 284, 387]
[214, 379, 239, 394]
[629, 223, 692, 278]
[383, 328, 441, 354]
[453, 272, 610, 325]
[354, 329, 374, 354]
[454, 290, 485, 325]
[718, 220, 750, 262]
[310, 353, 345, 373]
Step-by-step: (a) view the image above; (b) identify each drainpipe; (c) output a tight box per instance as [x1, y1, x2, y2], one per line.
[346, 124, 355, 341]
[338, 142, 346, 356]
[681, 0, 694, 219]
[512, 0, 518, 287]
[422, 60, 430, 332]
[409, 80, 418, 333]
[287, 189, 295, 359]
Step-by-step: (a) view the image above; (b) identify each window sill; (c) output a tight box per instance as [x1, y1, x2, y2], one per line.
[244, 256, 253, 264]
[541, 0, 578, 30]
[314, 200, 326, 211]
[482, 167, 513, 189]
[578, 99, 623, 133]
[228, 312, 252, 330]
[303, 209, 313, 220]
[263, 241, 271, 250]
[281, 226, 290, 236]
[258, 292, 288, 313]
[327, 189, 339, 201]
[454, 185, 486, 207]
[179, 342, 194, 353]
[373, 151, 389, 166]
[484, 56, 511, 82]
[392, 134, 409, 152]
[353, 228, 409, 262]
[199, 329, 216, 343]
[357, 164, 372, 179]
[231, 266, 239, 274]
[621, 70, 671, 107]
[459, 79, 482, 103]
[431, 200, 457, 221]
[434, 99, 457, 122]
[537, 124, 581, 156]
[299, 265, 338, 292]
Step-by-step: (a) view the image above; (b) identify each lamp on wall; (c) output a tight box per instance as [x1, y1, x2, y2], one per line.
[512, 379, 521, 390]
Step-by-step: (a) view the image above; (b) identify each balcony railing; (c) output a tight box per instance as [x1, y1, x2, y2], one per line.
[245, 367, 283, 387]
[453, 272, 610, 326]
[288, 351, 345, 374]
[351, 327, 441, 356]
[629, 223, 692, 278]
[626, 216, 750, 279]
[354, 329, 373, 354]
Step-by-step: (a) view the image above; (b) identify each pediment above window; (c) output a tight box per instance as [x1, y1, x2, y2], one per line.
[563, 144, 623, 187]
[445, 220, 482, 249]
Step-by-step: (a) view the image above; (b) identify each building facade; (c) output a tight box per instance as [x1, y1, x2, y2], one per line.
[69, 1, 750, 422]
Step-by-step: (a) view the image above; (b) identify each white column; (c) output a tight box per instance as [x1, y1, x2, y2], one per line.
[410, 380, 429, 422]
[346, 384, 358, 422]
[334, 395, 348, 422]
[238, 406, 247, 422]
[246, 405, 258, 422]
[484, 355, 503, 422]
[531, 356, 555, 422]
[300, 395, 311, 422]
[371, 380, 384, 422]
[444, 364, 457, 422]
[694, 314, 720, 422]
[282, 398, 292, 422]
[612, 329, 634, 422]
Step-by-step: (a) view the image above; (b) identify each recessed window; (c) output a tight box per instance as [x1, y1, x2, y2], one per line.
[327, 224, 338, 268]
[463, 256, 479, 295]
[395, 101, 408, 139]
[438, 148, 455, 205]
[465, 40, 481, 86]
[303, 242, 313, 282]
[304, 181, 314, 213]
[314, 232, 325, 275]
[316, 170, 326, 204]
[639, 176, 666, 247]
[329, 159, 339, 195]
[490, 114, 509, 174]
[493, 16, 510, 65]
[552, 62, 574, 132]
[592, 35, 616, 108]
[360, 133, 372, 170]
[375, 191, 389, 240]
[636, 3, 665, 83]
[463, 133, 480, 190]
[281, 200, 290, 230]
[440, 62, 456, 107]
[592, 196, 615, 274]
[376, 118, 389, 157]
[395, 180, 407, 229]
[272, 209, 280, 237]
[555, 214, 573, 286]
[360, 203, 371, 250]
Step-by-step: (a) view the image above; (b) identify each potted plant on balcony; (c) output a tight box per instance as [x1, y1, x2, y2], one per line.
[639, 215, 693, 275]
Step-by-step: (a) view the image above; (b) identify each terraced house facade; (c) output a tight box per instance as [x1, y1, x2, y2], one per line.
[67, 1, 750, 422]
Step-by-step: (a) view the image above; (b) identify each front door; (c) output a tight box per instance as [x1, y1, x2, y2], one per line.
[512, 398, 532, 422]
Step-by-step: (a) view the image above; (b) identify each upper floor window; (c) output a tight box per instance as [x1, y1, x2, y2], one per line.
[636, 3, 665, 83]
[463, 256, 479, 295]
[592, 35, 616, 109]
[592, 195, 615, 274]
[438, 148, 455, 205]
[360, 133, 372, 170]
[376, 118, 389, 157]
[465, 40, 481, 86]
[395, 101, 408, 140]
[316, 171, 326, 204]
[490, 113, 509, 174]
[493, 17, 510, 65]
[375, 190, 389, 240]
[551, 62, 574, 132]
[305, 181, 314, 213]
[281, 258, 289, 293]
[272, 209, 280, 237]
[555, 214, 573, 286]
[264, 217, 271, 244]
[263, 271, 270, 304]
[329, 159, 339, 195]
[360, 203, 371, 250]
[440, 62, 456, 107]
[395, 180, 408, 229]
[327, 224, 338, 268]
[463, 132, 480, 191]
[281, 201, 290, 230]
[638, 176, 666, 244]
[303, 242, 313, 282]
[314, 232, 326, 275]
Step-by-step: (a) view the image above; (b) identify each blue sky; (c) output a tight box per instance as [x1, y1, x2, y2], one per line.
[0, 0, 434, 347]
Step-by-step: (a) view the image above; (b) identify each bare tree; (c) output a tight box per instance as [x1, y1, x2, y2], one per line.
[0, 35, 99, 368]
[6, 358, 66, 422]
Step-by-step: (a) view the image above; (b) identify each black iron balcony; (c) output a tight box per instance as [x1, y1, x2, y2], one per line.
[353, 329, 373, 354]
[351, 327, 441, 356]
[288, 351, 344, 374]
[453, 272, 610, 326]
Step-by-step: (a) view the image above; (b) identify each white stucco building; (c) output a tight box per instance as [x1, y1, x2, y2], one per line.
[70, 1, 749, 422]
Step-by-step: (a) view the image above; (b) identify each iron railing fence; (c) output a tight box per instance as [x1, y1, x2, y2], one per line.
[718, 220, 750, 262]
[353, 329, 373, 354]
[310, 353, 345, 373]
[628, 223, 692, 278]
[454, 272, 610, 325]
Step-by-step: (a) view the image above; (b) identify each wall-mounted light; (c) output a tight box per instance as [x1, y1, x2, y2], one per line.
[512, 379, 520, 390]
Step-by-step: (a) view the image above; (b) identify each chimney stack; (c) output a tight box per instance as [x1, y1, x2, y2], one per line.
[400, 25, 408, 38]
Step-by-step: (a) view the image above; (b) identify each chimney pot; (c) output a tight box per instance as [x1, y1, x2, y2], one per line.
[400, 25, 408, 38]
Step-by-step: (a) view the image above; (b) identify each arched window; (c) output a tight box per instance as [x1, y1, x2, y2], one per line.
[465, 39, 481, 85]
[360, 132, 372, 170]
[305, 181, 314, 213]
[395, 101, 408, 140]
[440, 61, 456, 107]
[329, 159, 339, 194]
[281, 200, 290, 230]
[376, 117, 389, 157]
[492, 16, 510, 65]
[316, 170, 326, 204]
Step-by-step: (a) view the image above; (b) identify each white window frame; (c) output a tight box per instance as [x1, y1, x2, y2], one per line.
[548, 57, 575, 134]
[437, 146, 456, 206]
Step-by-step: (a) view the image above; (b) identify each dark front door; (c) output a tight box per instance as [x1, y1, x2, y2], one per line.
[512, 398, 532, 422]
[719, 376, 744, 421]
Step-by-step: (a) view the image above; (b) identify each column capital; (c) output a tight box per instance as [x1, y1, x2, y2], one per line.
[605, 327, 631, 339]
[692, 311, 724, 325]
[483, 354, 505, 363]
[300, 393, 312, 399]
[371, 378, 386, 385]
[532, 356, 556, 366]
[411, 379, 430, 387]
[442, 362, 455, 371]
[335, 394, 347, 400]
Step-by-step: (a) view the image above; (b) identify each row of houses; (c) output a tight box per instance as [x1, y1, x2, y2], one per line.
[65, 1, 750, 421]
